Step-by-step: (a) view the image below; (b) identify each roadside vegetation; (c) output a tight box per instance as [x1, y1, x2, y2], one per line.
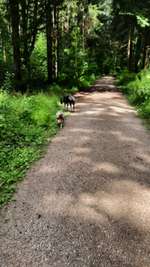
[0, 90, 59, 205]
[0, 0, 150, 205]
[117, 69, 150, 123]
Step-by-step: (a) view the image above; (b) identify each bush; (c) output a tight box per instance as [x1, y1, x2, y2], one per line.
[1, 71, 15, 92]
[117, 69, 136, 87]
[139, 101, 150, 118]
[79, 73, 96, 89]
[117, 68, 150, 120]
[0, 91, 59, 205]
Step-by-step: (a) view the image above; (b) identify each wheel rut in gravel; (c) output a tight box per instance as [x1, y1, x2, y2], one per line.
[0, 76, 150, 267]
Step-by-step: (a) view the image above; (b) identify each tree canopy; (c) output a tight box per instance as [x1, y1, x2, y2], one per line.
[0, 0, 150, 91]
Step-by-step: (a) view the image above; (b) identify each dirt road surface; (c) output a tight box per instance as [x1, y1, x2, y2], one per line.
[0, 77, 150, 267]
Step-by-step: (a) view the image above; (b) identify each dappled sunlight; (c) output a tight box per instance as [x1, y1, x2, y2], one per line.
[130, 162, 150, 172]
[71, 201, 108, 224]
[39, 179, 150, 233]
[40, 192, 108, 224]
[74, 147, 91, 155]
[42, 193, 73, 216]
[75, 109, 106, 116]
[110, 106, 136, 114]
[137, 153, 150, 164]
[103, 180, 150, 231]
[106, 112, 121, 117]
[110, 102, 135, 110]
[92, 162, 121, 174]
[53, 136, 69, 143]
[72, 155, 92, 165]
[111, 131, 143, 144]
[68, 128, 93, 134]
[83, 108, 106, 115]
[79, 180, 150, 232]
[38, 165, 58, 174]
[1, 76, 150, 266]
[94, 84, 116, 89]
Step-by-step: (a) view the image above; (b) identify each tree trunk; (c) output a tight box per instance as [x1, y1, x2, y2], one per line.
[1, 38, 7, 64]
[141, 29, 148, 69]
[134, 35, 142, 72]
[127, 22, 134, 71]
[54, 4, 59, 80]
[46, 0, 53, 83]
[9, 0, 22, 90]
[56, 7, 60, 79]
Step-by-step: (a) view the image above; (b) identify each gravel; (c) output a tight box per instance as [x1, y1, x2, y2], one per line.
[0, 76, 150, 267]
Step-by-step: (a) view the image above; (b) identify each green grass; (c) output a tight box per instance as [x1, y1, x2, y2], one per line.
[0, 91, 60, 206]
[117, 68, 150, 122]
[0, 73, 97, 207]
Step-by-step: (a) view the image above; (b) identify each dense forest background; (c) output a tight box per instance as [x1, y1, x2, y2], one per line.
[1, 0, 149, 91]
[1, 0, 150, 205]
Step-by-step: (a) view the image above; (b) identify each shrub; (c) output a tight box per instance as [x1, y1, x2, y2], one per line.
[79, 73, 96, 89]
[117, 68, 150, 120]
[139, 101, 150, 118]
[1, 71, 14, 92]
[0, 91, 59, 206]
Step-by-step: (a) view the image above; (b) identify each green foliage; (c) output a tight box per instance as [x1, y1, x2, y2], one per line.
[60, 27, 88, 83]
[30, 34, 47, 81]
[0, 91, 59, 206]
[139, 101, 150, 119]
[1, 71, 15, 92]
[136, 14, 150, 28]
[117, 68, 150, 119]
[117, 69, 136, 86]
[79, 73, 96, 88]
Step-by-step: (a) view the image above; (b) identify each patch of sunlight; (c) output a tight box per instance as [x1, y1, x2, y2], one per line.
[54, 136, 68, 142]
[108, 112, 121, 117]
[41, 193, 73, 216]
[114, 102, 133, 109]
[72, 155, 92, 165]
[111, 131, 142, 144]
[79, 193, 96, 206]
[39, 179, 150, 232]
[137, 153, 150, 164]
[74, 147, 91, 154]
[77, 102, 88, 106]
[71, 202, 107, 224]
[39, 165, 58, 174]
[131, 162, 149, 172]
[93, 84, 115, 88]
[82, 108, 106, 115]
[69, 128, 93, 133]
[82, 180, 150, 232]
[110, 106, 135, 114]
[92, 162, 120, 174]
[40, 192, 108, 224]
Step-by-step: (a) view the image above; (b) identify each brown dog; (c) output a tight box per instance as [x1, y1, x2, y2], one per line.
[56, 111, 65, 128]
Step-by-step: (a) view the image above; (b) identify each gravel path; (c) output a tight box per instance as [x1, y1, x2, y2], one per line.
[0, 76, 150, 267]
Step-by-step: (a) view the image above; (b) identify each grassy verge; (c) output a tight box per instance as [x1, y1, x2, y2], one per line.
[0, 90, 62, 206]
[116, 68, 150, 126]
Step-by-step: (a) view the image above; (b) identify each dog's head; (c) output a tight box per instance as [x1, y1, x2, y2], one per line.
[56, 111, 64, 119]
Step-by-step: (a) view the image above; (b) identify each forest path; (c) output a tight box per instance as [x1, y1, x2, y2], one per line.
[1, 76, 150, 266]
